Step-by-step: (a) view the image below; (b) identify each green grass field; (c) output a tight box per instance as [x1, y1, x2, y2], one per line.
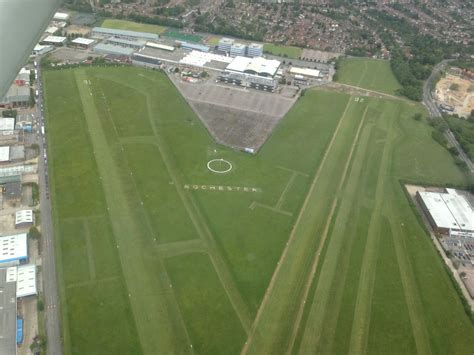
[164, 29, 203, 43]
[336, 57, 403, 96]
[263, 43, 302, 59]
[100, 19, 167, 34]
[43, 62, 474, 355]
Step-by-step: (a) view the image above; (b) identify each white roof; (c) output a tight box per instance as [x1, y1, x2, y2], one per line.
[43, 35, 66, 44]
[290, 67, 321, 78]
[0, 146, 10, 162]
[179, 50, 233, 67]
[419, 191, 474, 232]
[0, 118, 15, 131]
[45, 26, 58, 34]
[15, 210, 34, 225]
[16, 265, 37, 298]
[146, 42, 174, 51]
[0, 233, 27, 264]
[53, 12, 69, 20]
[71, 37, 95, 46]
[226, 56, 280, 77]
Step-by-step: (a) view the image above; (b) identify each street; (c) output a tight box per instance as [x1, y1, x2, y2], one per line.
[422, 60, 474, 173]
[35, 59, 62, 355]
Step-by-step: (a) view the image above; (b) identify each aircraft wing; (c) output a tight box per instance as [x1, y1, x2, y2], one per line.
[0, 0, 62, 98]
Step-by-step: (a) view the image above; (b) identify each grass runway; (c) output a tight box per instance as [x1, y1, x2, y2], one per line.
[43, 65, 474, 354]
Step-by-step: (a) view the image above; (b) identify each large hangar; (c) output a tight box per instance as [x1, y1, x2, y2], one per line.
[226, 56, 280, 78]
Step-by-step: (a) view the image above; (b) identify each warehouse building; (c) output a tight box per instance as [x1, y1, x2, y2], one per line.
[7, 265, 37, 298]
[45, 26, 58, 35]
[93, 43, 135, 57]
[0, 268, 17, 355]
[247, 43, 263, 58]
[132, 53, 161, 69]
[91, 27, 159, 41]
[177, 41, 210, 53]
[53, 12, 69, 21]
[0, 146, 10, 163]
[32, 44, 53, 56]
[71, 37, 96, 49]
[0, 85, 30, 108]
[0, 118, 15, 133]
[0, 233, 28, 266]
[218, 37, 234, 53]
[42, 35, 66, 46]
[145, 42, 174, 52]
[104, 37, 146, 50]
[417, 189, 474, 236]
[15, 210, 34, 229]
[290, 67, 321, 78]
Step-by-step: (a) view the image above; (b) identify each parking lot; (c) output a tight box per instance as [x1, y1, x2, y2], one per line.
[170, 72, 298, 151]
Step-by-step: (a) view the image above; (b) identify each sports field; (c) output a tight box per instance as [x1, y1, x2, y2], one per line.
[43, 64, 474, 354]
[263, 43, 302, 59]
[336, 57, 402, 95]
[100, 19, 167, 34]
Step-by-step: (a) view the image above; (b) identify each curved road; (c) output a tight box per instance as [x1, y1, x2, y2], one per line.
[423, 60, 474, 173]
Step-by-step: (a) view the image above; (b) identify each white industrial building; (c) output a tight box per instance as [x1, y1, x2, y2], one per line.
[71, 37, 96, 48]
[45, 26, 58, 34]
[417, 189, 474, 236]
[0, 146, 10, 162]
[42, 35, 66, 45]
[226, 56, 280, 78]
[290, 67, 321, 78]
[0, 233, 28, 266]
[91, 27, 159, 41]
[32, 44, 53, 56]
[53, 12, 70, 21]
[93, 43, 135, 57]
[6, 265, 37, 298]
[145, 42, 175, 52]
[104, 37, 146, 50]
[0, 118, 15, 132]
[15, 210, 34, 229]
[179, 50, 232, 67]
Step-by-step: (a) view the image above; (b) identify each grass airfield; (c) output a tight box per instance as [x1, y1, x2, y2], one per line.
[43, 63, 474, 354]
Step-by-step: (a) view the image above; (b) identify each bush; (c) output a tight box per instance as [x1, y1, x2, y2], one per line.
[29, 226, 42, 240]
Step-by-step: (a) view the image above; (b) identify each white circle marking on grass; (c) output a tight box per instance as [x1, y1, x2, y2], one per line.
[207, 159, 233, 174]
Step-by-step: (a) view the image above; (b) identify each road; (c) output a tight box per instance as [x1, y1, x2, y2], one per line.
[423, 60, 474, 173]
[35, 59, 63, 355]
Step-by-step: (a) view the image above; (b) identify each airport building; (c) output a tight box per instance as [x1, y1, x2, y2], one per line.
[91, 27, 159, 41]
[226, 56, 280, 78]
[0, 233, 28, 267]
[246, 43, 263, 58]
[417, 189, 474, 236]
[132, 53, 162, 69]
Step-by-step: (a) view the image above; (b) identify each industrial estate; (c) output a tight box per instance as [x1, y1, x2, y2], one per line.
[0, 5, 473, 355]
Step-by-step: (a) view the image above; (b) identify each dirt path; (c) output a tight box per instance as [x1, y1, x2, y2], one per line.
[286, 106, 369, 354]
[317, 82, 407, 102]
[241, 96, 354, 355]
